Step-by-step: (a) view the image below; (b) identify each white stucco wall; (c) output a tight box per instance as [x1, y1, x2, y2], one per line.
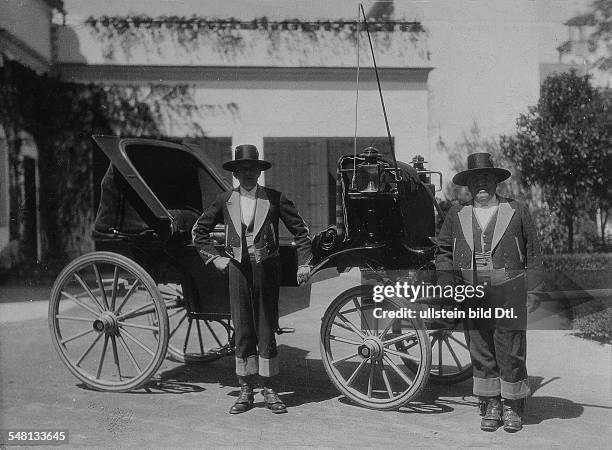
[55, 1, 432, 166]
[182, 86, 428, 167]
[55, 0, 589, 186]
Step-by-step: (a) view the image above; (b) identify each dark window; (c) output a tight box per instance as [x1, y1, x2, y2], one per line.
[93, 137, 231, 217]
[22, 156, 37, 260]
[182, 137, 233, 187]
[124, 144, 224, 212]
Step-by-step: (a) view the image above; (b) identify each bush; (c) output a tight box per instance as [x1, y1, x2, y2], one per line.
[543, 253, 612, 343]
[542, 253, 612, 289]
[573, 308, 612, 344]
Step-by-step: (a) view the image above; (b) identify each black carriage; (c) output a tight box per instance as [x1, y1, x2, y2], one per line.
[48, 136, 471, 409]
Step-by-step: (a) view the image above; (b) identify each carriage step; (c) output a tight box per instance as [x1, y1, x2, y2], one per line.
[276, 327, 295, 334]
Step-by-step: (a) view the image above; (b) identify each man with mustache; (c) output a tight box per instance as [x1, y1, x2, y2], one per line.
[436, 153, 544, 432]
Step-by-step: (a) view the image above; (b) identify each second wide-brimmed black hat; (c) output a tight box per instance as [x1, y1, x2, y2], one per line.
[452, 152, 511, 186]
[222, 144, 272, 171]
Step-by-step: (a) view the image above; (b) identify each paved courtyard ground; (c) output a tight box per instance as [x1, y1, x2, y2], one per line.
[1, 274, 611, 448]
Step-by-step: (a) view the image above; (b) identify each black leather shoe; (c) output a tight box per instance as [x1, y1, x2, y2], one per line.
[502, 399, 524, 432]
[262, 387, 287, 414]
[479, 396, 502, 432]
[229, 385, 254, 415]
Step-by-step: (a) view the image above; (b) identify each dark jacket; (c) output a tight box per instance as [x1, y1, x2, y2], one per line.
[192, 186, 312, 266]
[435, 197, 544, 291]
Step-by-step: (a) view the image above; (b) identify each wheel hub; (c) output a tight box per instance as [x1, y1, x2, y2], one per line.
[358, 338, 383, 360]
[93, 312, 119, 335]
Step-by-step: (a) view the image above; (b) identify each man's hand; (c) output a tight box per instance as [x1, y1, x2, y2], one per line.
[297, 265, 311, 285]
[527, 292, 541, 313]
[212, 256, 231, 273]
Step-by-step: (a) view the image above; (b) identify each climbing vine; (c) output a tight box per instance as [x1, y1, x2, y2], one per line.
[0, 59, 233, 269]
[84, 16, 428, 63]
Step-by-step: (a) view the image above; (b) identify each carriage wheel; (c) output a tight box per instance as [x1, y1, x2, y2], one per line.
[426, 318, 472, 384]
[49, 252, 168, 392]
[154, 286, 234, 364]
[320, 286, 431, 410]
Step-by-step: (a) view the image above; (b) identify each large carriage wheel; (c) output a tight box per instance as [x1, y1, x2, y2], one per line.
[49, 252, 168, 392]
[320, 286, 431, 410]
[155, 284, 234, 364]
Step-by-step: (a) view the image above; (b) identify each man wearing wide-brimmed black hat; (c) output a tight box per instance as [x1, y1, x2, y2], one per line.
[192, 144, 312, 415]
[436, 153, 544, 432]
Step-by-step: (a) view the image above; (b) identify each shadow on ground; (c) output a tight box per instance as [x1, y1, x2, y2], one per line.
[78, 344, 605, 426]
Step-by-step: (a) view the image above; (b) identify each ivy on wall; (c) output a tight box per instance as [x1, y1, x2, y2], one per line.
[0, 59, 224, 269]
[84, 16, 428, 62]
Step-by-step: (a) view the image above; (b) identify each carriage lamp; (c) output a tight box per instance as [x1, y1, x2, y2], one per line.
[355, 147, 383, 193]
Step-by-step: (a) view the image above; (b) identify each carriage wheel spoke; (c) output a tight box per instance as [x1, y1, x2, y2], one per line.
[183, 318, 193, 354]
[339, 306, 360, 315]
[167, 308, 183, 319]
[331, 352, 359, 365]
[115, 280, 140, 315]
[337, 313, 367, 340]
[367, 360, 375, 398]
[169, 312, 188, 338]
[383, 355, 414, 386]
[203, 320, 224, 348]
[438, 337, 443, 376]
[445, 337, 463, 371]
[398, 339, 419, 352]
[56, 315, 94, 322]
[329, 335, 362, 346]
[119, 321, 159, 332]
[448, 334, 469, 350]
[381, 364, 394, 398]
[378, 318, 397, 339]
[60, 328, 94, 345]
[346, 358, 368, 386]
[382, 332, 417, 347]
[117, 301, 156, 321]
[121, 328, 155, 356]
[332, 320, 357, 335]
[110, 266, 120, 311]
[385, 348, 421, 364]
[354, 298, 374, 335]
[73, 273, 105, 312]
[117, 334, 141, 372]
[93, 264, 109, 310]
[96, 334, 109, 379]
[195, 319, 205, 355]
[76, 333, 103, 367]
[111, 336, 122, 380]
[62, 291, 99, 317]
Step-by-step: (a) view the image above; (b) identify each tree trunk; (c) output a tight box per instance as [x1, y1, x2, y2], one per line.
[566, 212, 574, 253]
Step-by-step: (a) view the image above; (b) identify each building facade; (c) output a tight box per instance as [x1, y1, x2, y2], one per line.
[0, 0, 61, 266]
[1, 0, 607, 264]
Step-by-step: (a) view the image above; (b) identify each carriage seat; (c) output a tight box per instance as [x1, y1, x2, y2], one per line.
[92, 228, 159, 241]
[168, 208, 201, 245]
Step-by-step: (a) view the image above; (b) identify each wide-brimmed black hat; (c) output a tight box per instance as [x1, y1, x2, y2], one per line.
[222, 144, 271, 171]
[452, 152, 511, 186]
